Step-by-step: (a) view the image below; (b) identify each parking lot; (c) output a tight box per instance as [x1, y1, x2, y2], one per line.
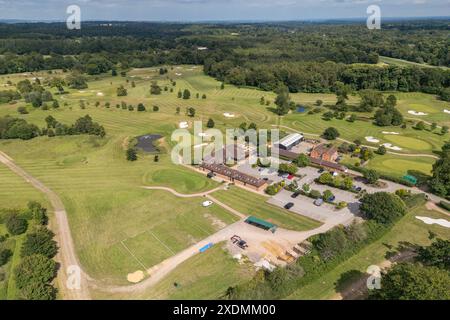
[268, 189, 357, 224]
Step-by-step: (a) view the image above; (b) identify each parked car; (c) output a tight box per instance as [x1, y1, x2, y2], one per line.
[291, 192, 300, 199]
[281, 173, 289, 179]
[314, 198, 324, 206]
[284, 202, 295, 210]
[328, 196, 336, 202]
[352, 186, 362, 192]
[288, 174, 294, 180]
[318, 168, 325, 173]
[202, 200, 213, 207]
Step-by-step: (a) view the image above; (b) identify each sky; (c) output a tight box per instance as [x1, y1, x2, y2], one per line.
[0, 0, 449, 21]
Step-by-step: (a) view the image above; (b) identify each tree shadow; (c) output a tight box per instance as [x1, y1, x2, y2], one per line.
[334, 269, 366, 299]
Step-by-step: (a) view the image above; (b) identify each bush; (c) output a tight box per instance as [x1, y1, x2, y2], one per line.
[21, 228, 58, 259]
[15, 254, 57, 300]
[6, 214, 28, 235]
[126, 148, 137, 161]
[309, 190, 322, 199]
[323, 127, 340, 140]
[360, 192, 407, 224]
[137, 103, 146, 112]
[0, 249, 12, 266]
[439, 201, 450, 211]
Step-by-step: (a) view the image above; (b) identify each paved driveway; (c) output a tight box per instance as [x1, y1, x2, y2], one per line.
[269, 189, 358, 224]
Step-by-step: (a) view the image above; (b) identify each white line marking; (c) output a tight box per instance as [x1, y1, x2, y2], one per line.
[120, 240, 148, 270]
[149, 231, 176, 255]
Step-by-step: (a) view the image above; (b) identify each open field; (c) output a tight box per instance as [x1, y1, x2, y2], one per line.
[0, 66, 447, 293]
[211, 186, 321, 231]
[287, 206, 450, 300]
[92, 243, 255, 300]
[379, 56, 450, 70]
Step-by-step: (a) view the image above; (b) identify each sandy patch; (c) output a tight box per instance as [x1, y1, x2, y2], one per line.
[175, 73, 182, 76]
[179, 121, 189, 129]
[416, 216, 450, 228]
[365, 136, 380, 143]
[96, 92, 104, 96]
[382, 131, 400, 135]
[198, 132, 210, 137]
[408, 110, 428, 116]
[203, 213, 226, 229]
[444, 109, 450, 114]
[223, 112, 235, 118]
[127, 270, 145, 283]
[382, 143, 402, 151]
[78, 90, 86, 93]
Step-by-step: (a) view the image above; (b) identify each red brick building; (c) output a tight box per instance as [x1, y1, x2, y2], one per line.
[310, 144, 338, 162]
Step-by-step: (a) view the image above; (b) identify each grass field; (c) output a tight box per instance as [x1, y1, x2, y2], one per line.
[0, 65, 447, 292]
[212, 186, 321, 231]
[379, 56, 450, 70]
[282, 111, 446, 154]
[342, 153, 435, 178]
[92, 243, 255, 300]
[287, 206, 450, 299]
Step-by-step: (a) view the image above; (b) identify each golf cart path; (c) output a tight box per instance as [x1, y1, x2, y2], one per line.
[141, 185, 224, 198]
[274, 125, 439, 159]
[0, 150, 91, 300]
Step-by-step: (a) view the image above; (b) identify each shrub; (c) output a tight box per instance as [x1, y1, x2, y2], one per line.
[0, 249, 12, 267]
[438, 201, 450, 211]
[323, 127, 340, 140]
[6, 214, 28, 235]
[21, 228, 58, 259]
[360, 192, 406, 224]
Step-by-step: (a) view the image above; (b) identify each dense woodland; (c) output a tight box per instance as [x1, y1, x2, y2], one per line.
[0, 20, 448, 97]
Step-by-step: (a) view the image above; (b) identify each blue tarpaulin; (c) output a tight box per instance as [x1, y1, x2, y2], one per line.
[199, 242, 213, 253]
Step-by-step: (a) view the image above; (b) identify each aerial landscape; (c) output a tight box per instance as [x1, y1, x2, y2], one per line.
[0, 0, 449, 308]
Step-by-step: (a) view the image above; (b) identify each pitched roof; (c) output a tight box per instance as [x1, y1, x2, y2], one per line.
[311, 144, 337, 157]
[200, 162, 267, 188]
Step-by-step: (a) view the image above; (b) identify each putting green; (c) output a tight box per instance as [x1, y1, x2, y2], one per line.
[408, 103, 438, 114]
[148, 168, 217, 194]
[383, 135, 432, 151]
[370, 158, 433, 176]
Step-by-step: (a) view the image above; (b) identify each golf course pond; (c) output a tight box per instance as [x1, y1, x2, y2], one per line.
[135, 134, 162, 152]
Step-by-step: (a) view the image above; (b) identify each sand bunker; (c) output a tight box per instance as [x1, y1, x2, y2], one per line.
[78, 90, 86, 93]
[175, 73, 182, 76]
[382, 143, 403, 151]
[179, 121, 189, 129]
[365, 136, 380, 143]
[416, 216, 450, 228]
[127, 270, 145, 283]
[382, 131, 400, 135]
[198, 132, 210, 137]
[408, 110, 428, 116]
[444, 109, 450, 114]
[96, 92, 104, 96]
[223, 113, 235, 118]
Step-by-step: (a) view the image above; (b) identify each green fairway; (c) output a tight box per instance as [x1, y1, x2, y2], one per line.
[212, 186, 321, 231]
[287, 206, 450, 300]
